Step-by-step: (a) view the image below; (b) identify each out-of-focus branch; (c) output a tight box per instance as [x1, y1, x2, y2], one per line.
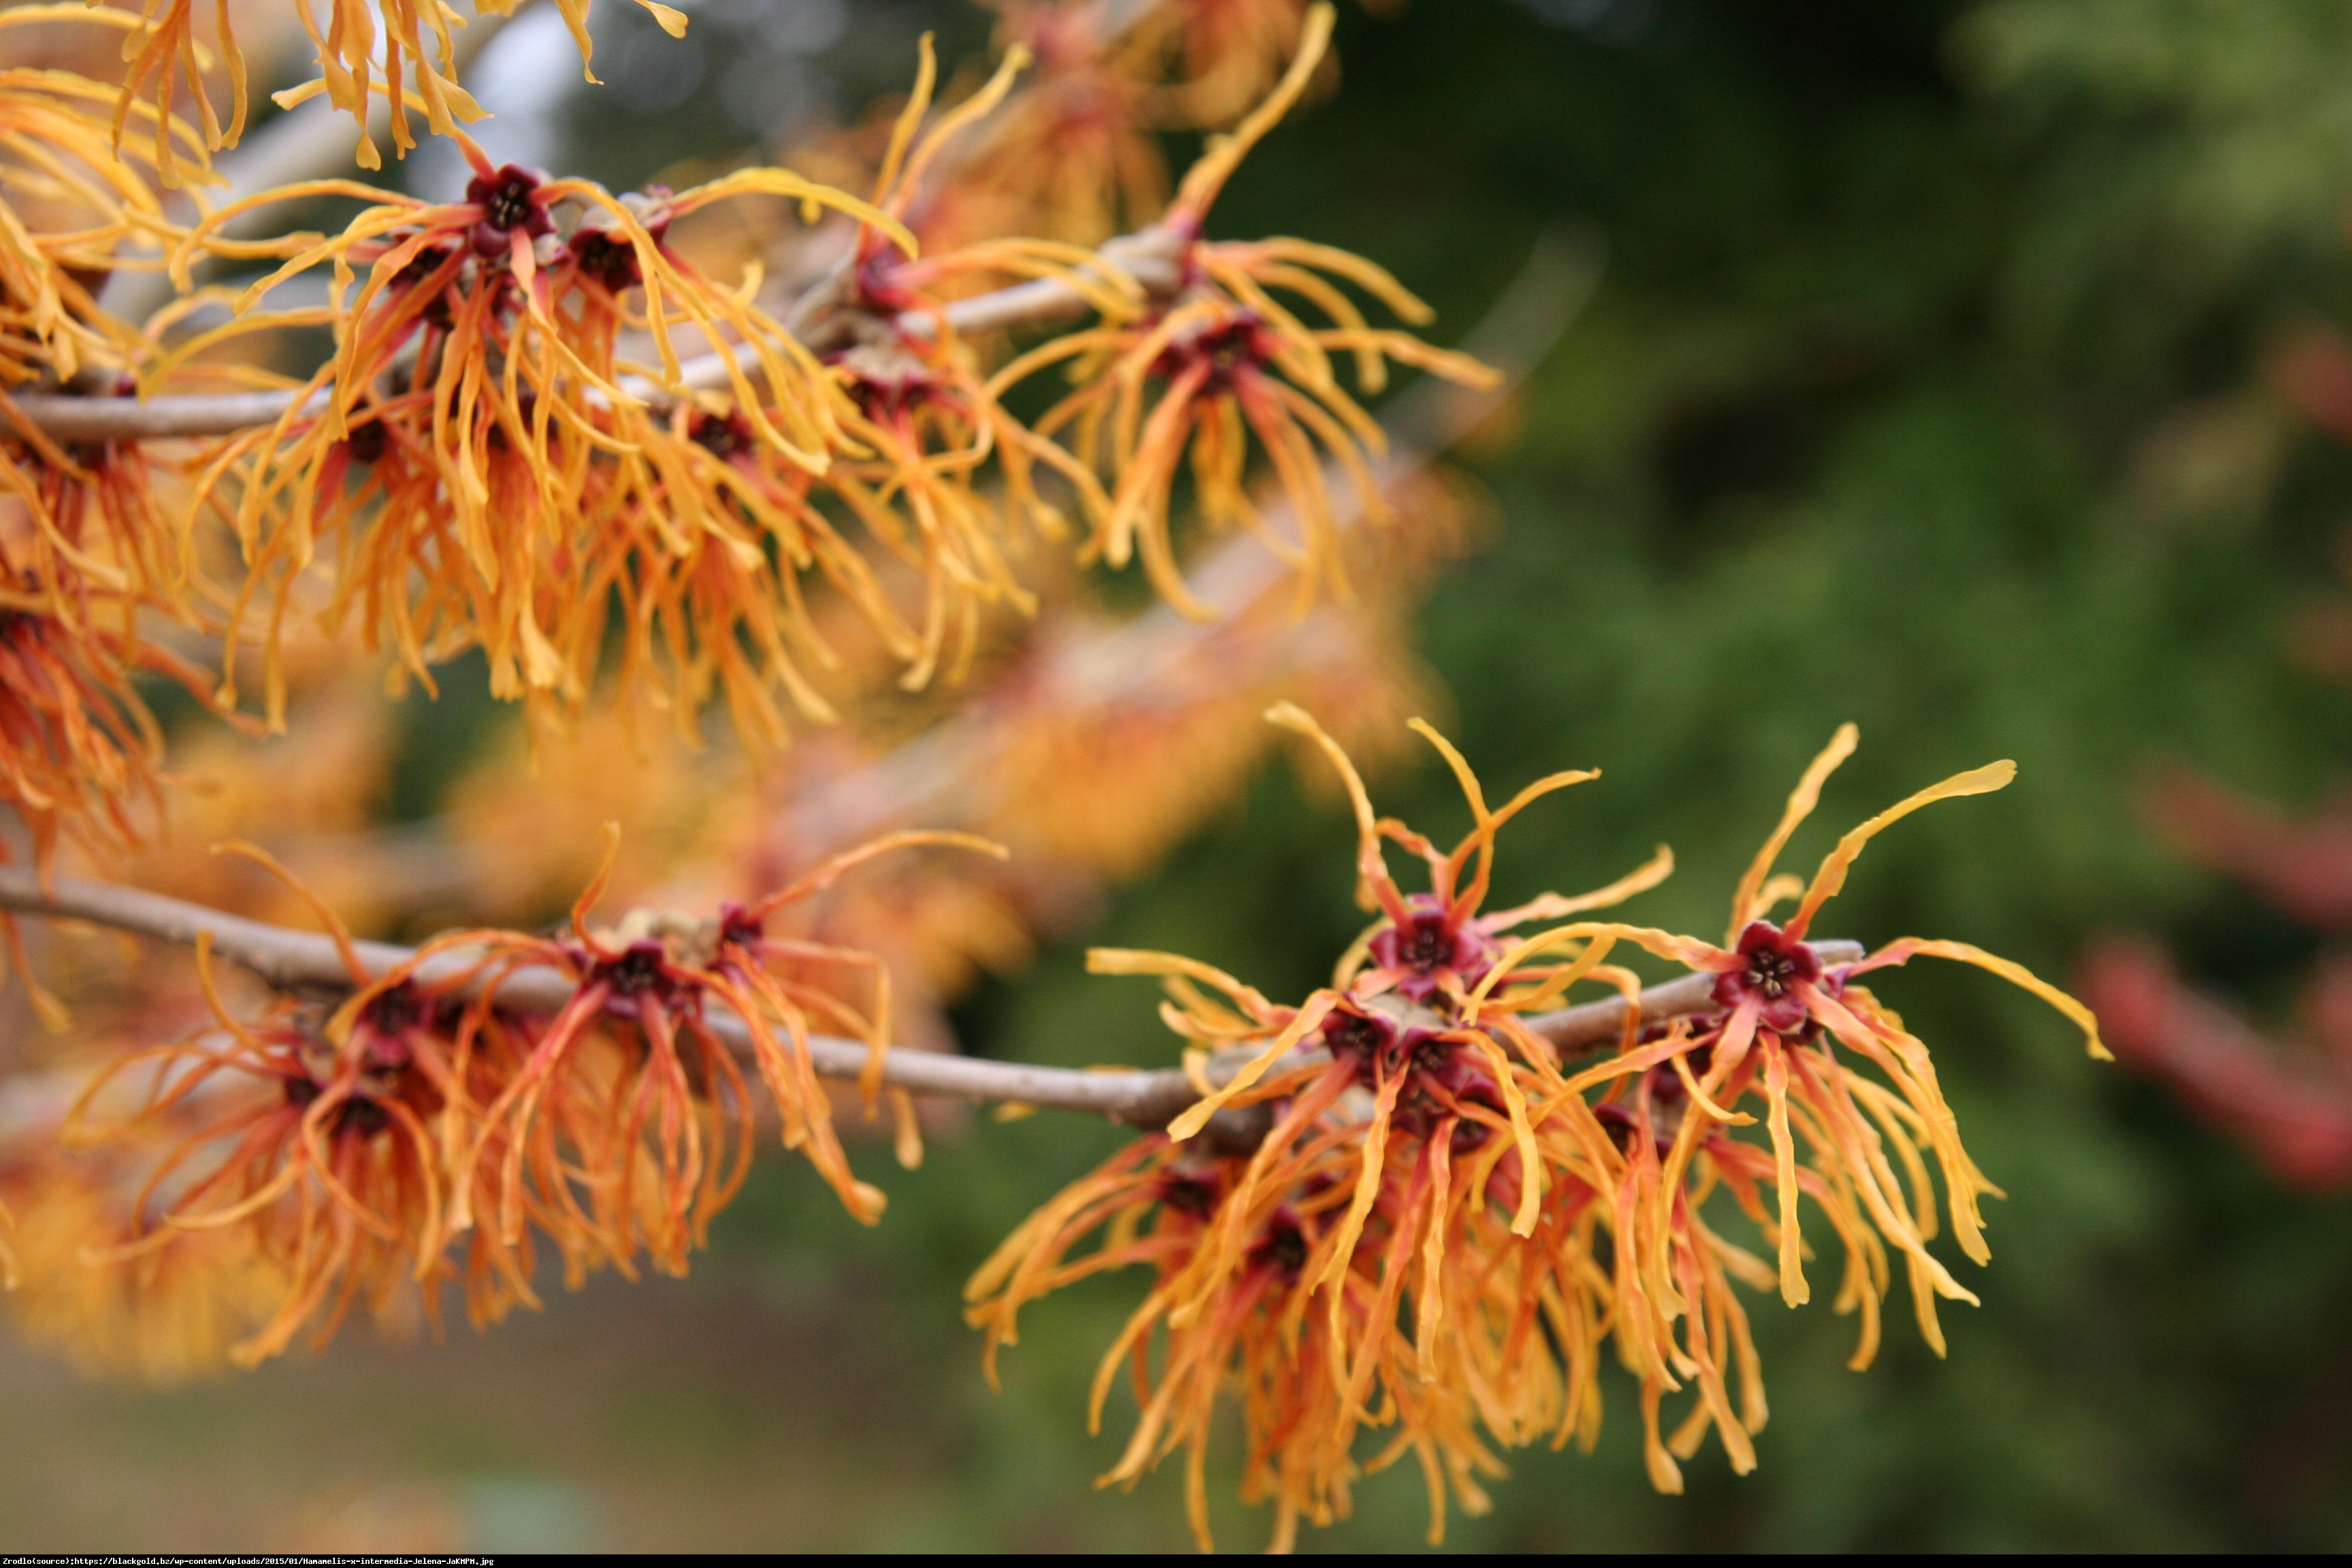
[0, 864, 1846, 1128]
[2078, 936, 2352, 1191]
[14, 229, 1186, 442]
[781, 225, 1607, 855]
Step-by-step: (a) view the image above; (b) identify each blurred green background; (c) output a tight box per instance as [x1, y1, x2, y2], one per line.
[8, 0, 2352, 1550]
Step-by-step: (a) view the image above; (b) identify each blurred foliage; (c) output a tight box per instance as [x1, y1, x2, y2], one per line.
[10, 0, 2352, 1551]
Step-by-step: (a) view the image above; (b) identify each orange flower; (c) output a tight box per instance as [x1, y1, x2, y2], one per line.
[981, 704, 1666, 1546]
[45, 824, 999, 1367]
[970, 1130, 1507, 1551]
[789, 37, 1142, 688]
[174, 141, 905, 732]
[996, 7, 1499, 617]
[0, 417, 190, 632]
[1545, 735, 2100, 1293]
[63, 870, 461, 1368]
[105, 0, 691, 176]
[1490, 727, 2106, 1482]
[1536, 1024, 1778, 1492]
[956, 3, 1168, 247]
[440, 826, 1002, 1270]
[46, 839, 688, 1368]
[0, 553, 220, 879]
[981, 710, 2111, 1536]
[1, 8, 195, 371]
[581, 407, 887, 749]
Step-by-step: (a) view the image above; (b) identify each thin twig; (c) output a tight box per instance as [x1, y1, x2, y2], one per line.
[0, 865, 1846, 1127]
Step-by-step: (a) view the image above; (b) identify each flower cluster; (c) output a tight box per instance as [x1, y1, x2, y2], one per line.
[0, 3, 1483, 762]
[968, 708, 2104, 1550]
[0, 7, 240, 888]
[0, 1, 1489, 931]
[169, 141, 905, 734]
[49, 830, 994, 1371]
[0, 3, 2118, 1551]
[993, 7, 1499, 616]
[0, 5, 191, 385]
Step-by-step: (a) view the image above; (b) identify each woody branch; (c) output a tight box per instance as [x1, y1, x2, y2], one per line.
[0, 864, 1858, 1126]
[0, 236, 1616, 1130]
[12, 227, 1187, 443]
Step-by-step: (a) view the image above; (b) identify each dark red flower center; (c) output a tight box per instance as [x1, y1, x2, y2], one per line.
[598, 939, 673, 996]
[282, 1074, 393, 1139]
[1748, 947, 1800, 996]
[342, 417, 388, 466]
[393, 244, 455, 290]
[387, 244, 461, 327]
[849, 366, 941, 421]
[1710, 920, 1825, 1034]
[1248, 1215, 1309, 1283]
[1323, 997, 1503, 1116]
[1152, 311, 1271, 389]
[362, 982, 423, 1035]
[1156, 1173, 1220, 1220]
[1324, 1002, 1396, 1064]
[716, 901, 764, 951]
[689, 411, 755, 461]
[1367, 895, 1499, 1003]
[570, 227, 641, 291]
[852, 246, 920, 312]
[470, 165, 549, 233]
[466, 165, 553, 257]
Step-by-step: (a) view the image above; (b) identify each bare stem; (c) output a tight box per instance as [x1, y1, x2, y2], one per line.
[0, 865, 1854, 1128]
